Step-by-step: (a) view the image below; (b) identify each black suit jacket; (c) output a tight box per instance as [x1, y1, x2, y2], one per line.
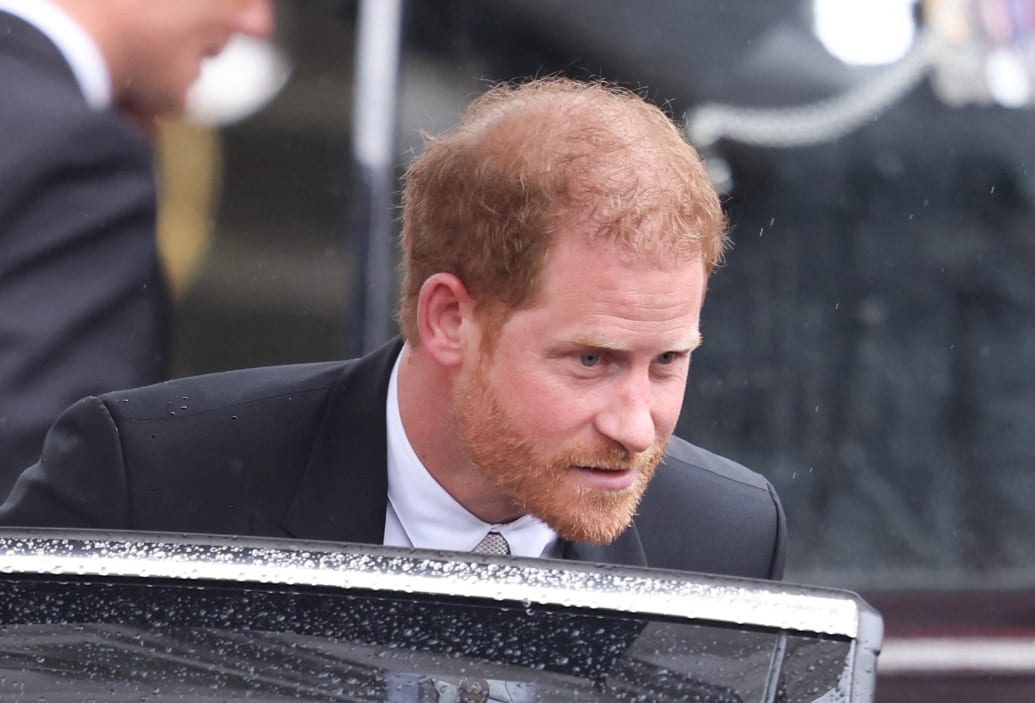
[0, 11, 169, 500]
[0, 339, 786, 579]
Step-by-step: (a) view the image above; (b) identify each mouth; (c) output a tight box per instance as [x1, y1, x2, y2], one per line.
[571, 465, 636, 491]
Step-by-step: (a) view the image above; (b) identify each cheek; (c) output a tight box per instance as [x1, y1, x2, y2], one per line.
[147, 42, 192, 82]
[652, 385, 687, 436]
[492, 370, 587, 439]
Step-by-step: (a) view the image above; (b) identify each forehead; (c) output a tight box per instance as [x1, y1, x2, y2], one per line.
[500, 229, 706, 351]
[546, 228, 705, 302]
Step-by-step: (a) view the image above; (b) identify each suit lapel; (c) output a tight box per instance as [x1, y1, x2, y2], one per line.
[282, 338, 404, 544]
[562, 520, 648, 567]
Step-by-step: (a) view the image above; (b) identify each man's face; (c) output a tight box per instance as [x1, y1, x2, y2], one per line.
[117, 0, 274, 117]
[452, 227, 706, 544]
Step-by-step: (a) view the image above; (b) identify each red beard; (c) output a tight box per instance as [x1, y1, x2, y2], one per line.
[452, 362, 664, 544]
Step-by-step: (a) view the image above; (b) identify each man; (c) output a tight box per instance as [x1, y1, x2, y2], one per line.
[0, 0, 274, 498]
[0, 78, 785, 579]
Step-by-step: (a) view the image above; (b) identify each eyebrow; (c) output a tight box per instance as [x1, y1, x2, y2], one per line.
[570, 332, 703, 354]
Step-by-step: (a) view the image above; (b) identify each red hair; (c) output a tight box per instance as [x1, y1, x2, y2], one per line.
[398, 77, 728, 343]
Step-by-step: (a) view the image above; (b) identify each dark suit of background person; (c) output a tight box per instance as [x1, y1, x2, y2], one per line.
[0, 339, 786, 580]
[0, 8, 169, 500]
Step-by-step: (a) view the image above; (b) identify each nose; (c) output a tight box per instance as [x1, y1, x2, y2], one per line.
[594, 374, 656, 454]
[235, 0, 275, 39]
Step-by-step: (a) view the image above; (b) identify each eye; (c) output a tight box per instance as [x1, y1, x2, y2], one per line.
[656, 351, 679, 365]
[579, 351, 602, 367]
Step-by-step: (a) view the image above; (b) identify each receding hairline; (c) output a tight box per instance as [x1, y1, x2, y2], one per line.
[458, 79, 677, 164]
[397, 77, 729, 344]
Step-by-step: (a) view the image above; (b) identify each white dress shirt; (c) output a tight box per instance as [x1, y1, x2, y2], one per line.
[0, 0, 111, 109]
[383, 348, 561, 558]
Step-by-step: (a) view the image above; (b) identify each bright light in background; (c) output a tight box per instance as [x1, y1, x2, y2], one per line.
[813, 0, 919, 66]
[985, 47, 1032, 108]
[185, 34, 292, 126]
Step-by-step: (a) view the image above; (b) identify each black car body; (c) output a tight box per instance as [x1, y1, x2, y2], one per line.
[0, 529, 882, 701]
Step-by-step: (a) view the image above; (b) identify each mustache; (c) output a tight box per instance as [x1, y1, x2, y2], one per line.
[559, 440, 665, 472]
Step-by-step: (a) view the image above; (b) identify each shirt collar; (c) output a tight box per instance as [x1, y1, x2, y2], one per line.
[0, 0, 112, 109]
[385, 346, 560, 557]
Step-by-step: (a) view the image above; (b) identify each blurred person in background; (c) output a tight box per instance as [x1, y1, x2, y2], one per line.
[0, 0, 274, 499]
[0, 78, 785, 581]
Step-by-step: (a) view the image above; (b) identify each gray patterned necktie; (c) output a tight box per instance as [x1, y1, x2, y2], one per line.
[472, 531, 510, 555]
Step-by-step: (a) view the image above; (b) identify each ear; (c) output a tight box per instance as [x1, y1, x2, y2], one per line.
[416, 273, 476, 367]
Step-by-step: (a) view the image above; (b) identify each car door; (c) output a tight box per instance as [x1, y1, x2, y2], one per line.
[0, 529, 881, 702]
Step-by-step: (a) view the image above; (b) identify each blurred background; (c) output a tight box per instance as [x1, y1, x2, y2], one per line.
[156, 1, 1035, 699]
